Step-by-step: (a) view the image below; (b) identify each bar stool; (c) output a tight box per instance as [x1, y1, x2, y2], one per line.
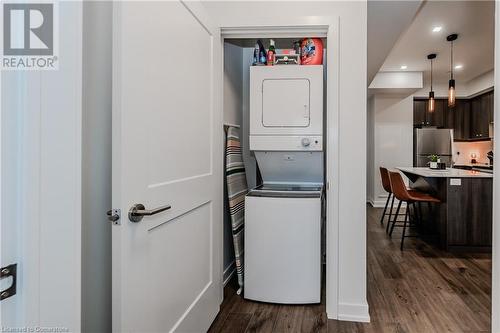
[379, 167, 395, 228]
[388, 171, 440, 250]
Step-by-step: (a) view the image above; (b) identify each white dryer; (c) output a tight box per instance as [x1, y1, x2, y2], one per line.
[249, 65, 323, 144]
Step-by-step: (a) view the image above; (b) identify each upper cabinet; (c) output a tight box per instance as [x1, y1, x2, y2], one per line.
[448, 99, 470, 140]
[413, 90, 493, 141]
[413, 99, 445, 127]
[470, 91, 493, 139]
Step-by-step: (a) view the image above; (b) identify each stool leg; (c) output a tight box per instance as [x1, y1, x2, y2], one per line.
[386, 195, 396, 234]
[414, 202, 422, 227]
[410, 202, 418, 226]
[389, 200, 402, 236]
[380, 194, 391, 226]
[401, 208, 409, 251]
[418, 202, 424, 227]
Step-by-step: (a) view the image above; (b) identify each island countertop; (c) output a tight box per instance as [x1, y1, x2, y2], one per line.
[397, 167, 493, 178]
[395, 166, 492, 252]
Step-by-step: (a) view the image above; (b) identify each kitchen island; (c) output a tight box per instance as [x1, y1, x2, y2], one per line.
[397, 167, 493, 252]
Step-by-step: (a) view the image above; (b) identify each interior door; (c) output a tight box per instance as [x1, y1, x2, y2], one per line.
[112, 1, 222, 332]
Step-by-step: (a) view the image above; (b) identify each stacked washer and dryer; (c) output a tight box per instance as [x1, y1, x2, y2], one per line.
[244, 65, 324, 304]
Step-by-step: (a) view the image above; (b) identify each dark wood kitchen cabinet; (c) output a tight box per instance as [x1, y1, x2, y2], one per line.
[413, 98, 445, 127]
[414, 90, 493, 141]
[448, 99, 470, 140]
[447, 178, 493, 248]
[470, 92, 492, 139]
[401, 169, 493, 251]
[414, 99, 427, 126]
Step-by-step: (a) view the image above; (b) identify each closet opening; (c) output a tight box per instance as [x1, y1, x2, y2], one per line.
[220, 36, 329, 310]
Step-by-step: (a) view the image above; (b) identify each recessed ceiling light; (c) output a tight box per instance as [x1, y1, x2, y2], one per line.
[400, 65, 408, 70]
[432, 26, 443, 32]
[455, 64, 463, 69]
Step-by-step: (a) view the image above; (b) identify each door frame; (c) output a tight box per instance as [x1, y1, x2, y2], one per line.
[220, 20, 341, 319]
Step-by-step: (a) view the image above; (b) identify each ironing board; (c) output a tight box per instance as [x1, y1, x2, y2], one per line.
[225, 126, 247, 295]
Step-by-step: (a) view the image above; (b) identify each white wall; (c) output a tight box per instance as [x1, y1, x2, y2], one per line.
[222, 43, 259, 283]
[367, 95, 413, 206]
[222, 43, 242, 282]
[414, 69, 494, 98]
[467, 70, 494, 96]
[223, 43, 243, 126]
[492, 3, 499, 332]
[204, 1, 369, 321]
[82, 2, 112, 332]
[241, 48, 258, 191]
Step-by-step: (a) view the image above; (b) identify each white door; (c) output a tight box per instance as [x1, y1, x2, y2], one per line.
[112, 1, 222, 332]
[1, 71, 23, 328]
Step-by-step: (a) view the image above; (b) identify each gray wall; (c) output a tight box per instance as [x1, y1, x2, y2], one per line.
[82, 2, 112, 332]
[222, 43, 257, 282]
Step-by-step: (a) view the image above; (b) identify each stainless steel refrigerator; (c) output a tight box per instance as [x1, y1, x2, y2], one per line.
[414, 128, 453, 167]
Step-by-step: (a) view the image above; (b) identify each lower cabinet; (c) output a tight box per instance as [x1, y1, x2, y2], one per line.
[446, 178, 492, 248]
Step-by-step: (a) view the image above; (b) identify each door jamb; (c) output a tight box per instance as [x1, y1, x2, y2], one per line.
[219, 21, 340, 319]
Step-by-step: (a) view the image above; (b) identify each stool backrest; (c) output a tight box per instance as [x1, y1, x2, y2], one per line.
[379, 167, 392, 193]
[388, 171, 411, 201]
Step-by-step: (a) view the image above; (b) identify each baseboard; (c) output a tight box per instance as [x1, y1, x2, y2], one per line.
[368, 197, 407, 209]
[223, 261, 236, 286]
[368, 198, 388, 208]
[337, 302, 371, 323]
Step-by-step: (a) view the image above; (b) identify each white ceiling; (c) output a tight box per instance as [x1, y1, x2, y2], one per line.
[367, 0, 423, 83]
[379, 0, 495, 84]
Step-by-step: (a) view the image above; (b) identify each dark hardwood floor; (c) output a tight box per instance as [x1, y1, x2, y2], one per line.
[208, 205, 492, 333]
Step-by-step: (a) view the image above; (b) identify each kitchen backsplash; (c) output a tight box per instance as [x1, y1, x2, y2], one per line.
[453, 141, 493, 165]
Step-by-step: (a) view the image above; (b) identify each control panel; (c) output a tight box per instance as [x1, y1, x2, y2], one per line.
[250, 135, 323, 151]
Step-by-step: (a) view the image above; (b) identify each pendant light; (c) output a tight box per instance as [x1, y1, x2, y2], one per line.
[427, 53, 436, 113]
[447, 34, 458, 107]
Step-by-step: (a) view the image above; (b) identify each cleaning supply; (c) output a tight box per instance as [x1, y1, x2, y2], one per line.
[267, 39, 276, 66]
[252, 43, 259, 65]
[257, 40, 267, 65]
[300, 38, 324, 65]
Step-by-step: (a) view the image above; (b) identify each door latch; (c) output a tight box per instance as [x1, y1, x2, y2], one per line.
[107, 209, 121, 225]
[0, 263, 17, 300]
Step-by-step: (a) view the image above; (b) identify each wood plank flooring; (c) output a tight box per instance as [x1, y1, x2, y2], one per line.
[209, 205, 492, 333]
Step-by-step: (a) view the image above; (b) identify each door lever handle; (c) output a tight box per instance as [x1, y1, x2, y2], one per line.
[129, 203, 171, 223]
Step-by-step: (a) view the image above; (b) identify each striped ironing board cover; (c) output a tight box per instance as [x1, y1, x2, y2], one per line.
[225, 126, 247, 292]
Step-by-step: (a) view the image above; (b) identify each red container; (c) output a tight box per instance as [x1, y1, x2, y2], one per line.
[300, 38, 323, 65]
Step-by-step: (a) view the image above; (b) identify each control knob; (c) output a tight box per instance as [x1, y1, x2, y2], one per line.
[301, 138, 311, 147]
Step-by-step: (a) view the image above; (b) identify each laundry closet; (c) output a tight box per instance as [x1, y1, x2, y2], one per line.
[222, 37, 328, 304]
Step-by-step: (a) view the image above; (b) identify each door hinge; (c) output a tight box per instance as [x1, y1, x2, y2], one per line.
[107, 209, 121, 225]
[1, 263, 17, 300]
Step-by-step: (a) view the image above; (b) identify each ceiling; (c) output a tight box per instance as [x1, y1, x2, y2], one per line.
[379, 0, 495, 84]
[367, 0, 423, 83]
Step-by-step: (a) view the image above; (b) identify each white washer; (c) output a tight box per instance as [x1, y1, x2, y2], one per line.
[244, 184, 322, 304]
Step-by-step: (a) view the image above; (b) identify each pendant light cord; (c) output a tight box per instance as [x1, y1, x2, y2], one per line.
[430, 58, 433, 90]
[451, 40, 454, 80]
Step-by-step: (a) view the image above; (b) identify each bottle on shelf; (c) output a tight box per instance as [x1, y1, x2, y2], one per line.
[252, 43, 259, 66]
[267, 39, 276, 66]
[257, 40, 266, 65]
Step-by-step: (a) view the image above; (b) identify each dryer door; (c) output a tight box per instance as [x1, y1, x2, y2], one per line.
[262, 79, 310, 127]
[249, 65, 323, 137]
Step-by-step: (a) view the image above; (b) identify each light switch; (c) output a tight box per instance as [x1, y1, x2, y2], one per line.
[450, 178, 461, 186]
